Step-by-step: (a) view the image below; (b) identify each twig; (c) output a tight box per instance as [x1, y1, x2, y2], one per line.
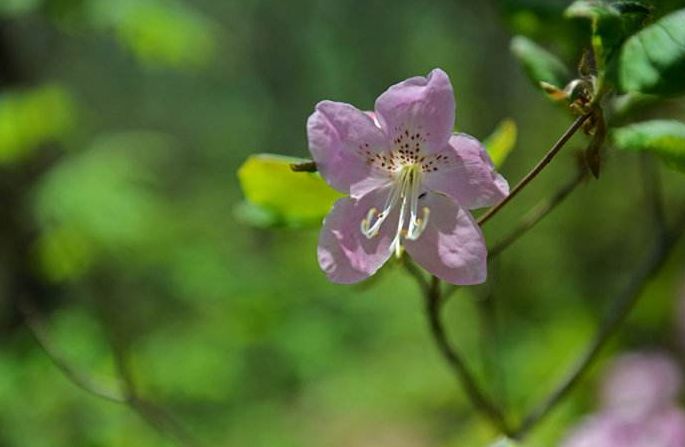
[474, 287, 507, 414]
[513, 210, 685, 439]
[101, 303, 200, 447]
[640, 153, 666, 235]
[442, 171, 586, 300]
[478, 114, 591, 226]
[424, 276, 513, 435]
[19, 299, 199, 447]
[17, 300, 127, 404]
[290, 160, 317, 172]
[488, 170, 587, 259]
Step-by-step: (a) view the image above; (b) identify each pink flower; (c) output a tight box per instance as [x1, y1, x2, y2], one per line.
[562, 409, 685, 447]
[307, 69, 508, 284]
[563, 351, 685, 447]
[601, 352, 682, 422]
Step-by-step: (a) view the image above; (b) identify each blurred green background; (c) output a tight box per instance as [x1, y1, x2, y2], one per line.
[1, 0, 685, 446]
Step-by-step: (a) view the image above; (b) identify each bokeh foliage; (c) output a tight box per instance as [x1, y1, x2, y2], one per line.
[0, 1, 684, 447]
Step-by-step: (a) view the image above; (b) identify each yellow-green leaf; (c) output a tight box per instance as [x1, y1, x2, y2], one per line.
[237, 154, 344, 228]
[483, 119, 518, 168]
[36, 225, 94, 283]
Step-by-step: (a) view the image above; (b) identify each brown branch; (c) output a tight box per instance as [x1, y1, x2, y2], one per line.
[488, 169, 587, 259]
[441, 169, 586, 301]
[513, 209, 685, 440]
[478, 114, 591, 227]
[424, 276, 513, 436]
[289, 160, 317, 172]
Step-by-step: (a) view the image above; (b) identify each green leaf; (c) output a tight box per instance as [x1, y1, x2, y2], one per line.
[0, 0, 40, 17]
[611, 120, 685, 171]
[0, 84, 75, 164]
[566, 1, 620, 73]
[89, 0, 217, 70]
[34, 131, 174, 281]
[36, 225, 94, 283]
[510, 36, 570, 88]
[237, 154, 344, 229]
[617, 8, 685, 97]
[565, 0, 650, 77]
[483, 119, 518, 168]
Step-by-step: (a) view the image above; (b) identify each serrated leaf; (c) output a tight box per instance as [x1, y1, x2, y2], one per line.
[237, 154, 344, 229]
[510, 36, 571, 88]
[617, 8, 685, 97]
[483, 119, 518, 168]
[611, 120, 685, 171]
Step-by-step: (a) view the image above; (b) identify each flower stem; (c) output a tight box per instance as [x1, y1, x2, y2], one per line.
[424, 276, 513, 436]
[402, 255, 430, 293]
[478, 114, 591, 226]
[640, 153, 666, 235]
[488, 168, 587, 259]
[512, 209, 685, 440]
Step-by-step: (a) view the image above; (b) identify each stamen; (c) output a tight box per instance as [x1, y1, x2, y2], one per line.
[360, 181, 403, 239]
[359, 155, 431, 250]
[360, 208, 378, 237]
[406, 207, 430, 240]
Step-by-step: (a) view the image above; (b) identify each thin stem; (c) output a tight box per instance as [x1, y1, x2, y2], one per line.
[488, 169, 587, 259]
[478, 114, 591, 227]
[19, 299, 199, 447]
[100, 303, 200, 447]
[424, 276, 513, 436]
[475, 287, 507, 413]
[402, 255, 430, 293]
[443, 169, 586, 300]
[640, 153, 666, 235]
[17, 300, 127, 404]
[513, 210, 685, 439]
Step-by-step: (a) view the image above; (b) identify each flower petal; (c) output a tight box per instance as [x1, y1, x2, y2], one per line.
[404, 192, 487, 285]
[317, 187, 395, 284]
[374, 68, 455, 153]
[601, 352, 682, 422]
[307, 100, 390, 196]
[423, 133, 509, 209]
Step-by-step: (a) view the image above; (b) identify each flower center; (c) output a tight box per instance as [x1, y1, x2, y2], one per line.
[360, 162, 430, 257]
